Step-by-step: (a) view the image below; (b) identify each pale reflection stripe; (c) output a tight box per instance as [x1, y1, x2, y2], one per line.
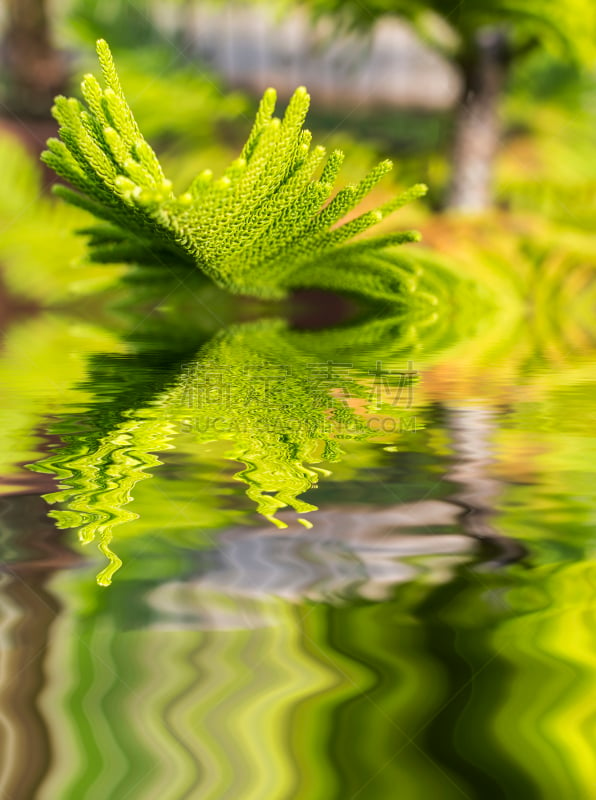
[136, 630, 207, 799]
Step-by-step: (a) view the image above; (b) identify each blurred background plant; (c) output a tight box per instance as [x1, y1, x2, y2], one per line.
[0, 132, 128, 305]
[0, 0, 594, 314]
[293, 0, 596, 211]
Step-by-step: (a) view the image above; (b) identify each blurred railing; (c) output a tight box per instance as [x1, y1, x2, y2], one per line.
[153, 2, 460, 108]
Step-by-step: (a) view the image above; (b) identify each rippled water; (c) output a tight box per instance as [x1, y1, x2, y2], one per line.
[1, 286, 595, 799]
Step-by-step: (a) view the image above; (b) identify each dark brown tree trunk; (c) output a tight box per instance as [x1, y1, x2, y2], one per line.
[447, 29, 509, 212]
[2, 0, 68, 119]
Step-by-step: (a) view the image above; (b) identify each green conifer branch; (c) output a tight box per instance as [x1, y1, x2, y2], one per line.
[42, 39, 427, 301]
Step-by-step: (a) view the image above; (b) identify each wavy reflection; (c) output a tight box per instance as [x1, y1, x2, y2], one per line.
[30, 312, 442, 585]
[0, 494, 75, 800]
[0, 292, 592, 799]
[6, 555, 588, 800]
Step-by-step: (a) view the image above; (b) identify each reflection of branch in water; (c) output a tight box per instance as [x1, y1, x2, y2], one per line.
[37, 415, 179, 586]
[30, 313, 426, 585]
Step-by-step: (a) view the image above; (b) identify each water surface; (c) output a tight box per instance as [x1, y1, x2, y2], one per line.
[0, 288, 595, 799]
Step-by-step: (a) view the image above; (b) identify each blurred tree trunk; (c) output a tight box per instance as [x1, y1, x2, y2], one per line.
[447, 29, 509, 212]
[2, 0, 68, 118]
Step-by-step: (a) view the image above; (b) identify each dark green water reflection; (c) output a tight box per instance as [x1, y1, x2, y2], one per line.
[0, 288, 595, 799]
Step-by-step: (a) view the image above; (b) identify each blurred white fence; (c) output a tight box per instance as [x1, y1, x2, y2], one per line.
[154, 2, 460, 109]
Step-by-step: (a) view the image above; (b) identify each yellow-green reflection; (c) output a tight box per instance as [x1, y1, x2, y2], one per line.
[34, 569, 463, 800]
[29, 312, 435, 585]
[0, 314, 125, 488]
[22, 554, 596, 799]
[14, 244, 594, 590]
[491, 562, 596, 798]
[0, 133, 124, 303]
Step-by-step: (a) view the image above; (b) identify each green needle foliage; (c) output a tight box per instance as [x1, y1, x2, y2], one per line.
[42, 39, 427, 301]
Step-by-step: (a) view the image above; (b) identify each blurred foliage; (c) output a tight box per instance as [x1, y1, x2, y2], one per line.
[297, 0, 596, 67]
[64, 0, 187, 51]
[0, 132, 125, 303]
[500, 52, 596, 229]
[293, 0, 596, 208]
[420, 213, 596, 313]
[301, 49, 596, 223]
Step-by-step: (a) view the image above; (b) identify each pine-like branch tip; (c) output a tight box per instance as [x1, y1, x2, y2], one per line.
[43, 38, 429, 304]
[96, 39, 112, 63]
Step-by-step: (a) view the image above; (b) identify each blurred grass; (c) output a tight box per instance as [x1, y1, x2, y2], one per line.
[0, 132, 126, 305]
